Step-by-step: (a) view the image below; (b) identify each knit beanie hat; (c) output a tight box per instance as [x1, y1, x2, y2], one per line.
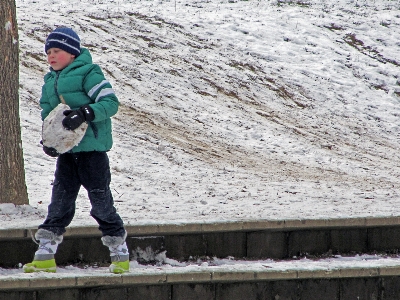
[45, 27, 81, 57]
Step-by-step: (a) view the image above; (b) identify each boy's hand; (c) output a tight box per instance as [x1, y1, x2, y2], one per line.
[40, 141, 59, 157]
[62, 105, 95, 131]
[43, 146, 60, 157]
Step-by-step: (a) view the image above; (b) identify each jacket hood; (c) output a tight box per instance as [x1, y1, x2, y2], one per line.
[73, 48, 92, 65]
[64, 48, 92, 70]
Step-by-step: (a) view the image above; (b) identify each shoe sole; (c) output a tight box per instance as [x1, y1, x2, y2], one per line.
[23, 266, 56, 273]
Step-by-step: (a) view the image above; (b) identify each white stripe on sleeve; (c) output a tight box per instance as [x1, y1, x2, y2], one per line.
[95, 88, 115, 102]
[88, 80, 110, 98]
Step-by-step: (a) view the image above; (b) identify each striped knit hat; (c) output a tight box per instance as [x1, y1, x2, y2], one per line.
[45, 27, 81, 57]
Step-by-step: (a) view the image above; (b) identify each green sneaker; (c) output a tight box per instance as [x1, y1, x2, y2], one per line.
[24, 229, 63, 273]
[23, 259, 57, 273]
[109, 260, 130, 274]
[101, 235, 130, 274]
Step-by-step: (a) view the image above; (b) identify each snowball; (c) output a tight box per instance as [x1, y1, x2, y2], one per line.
[42, 103, 88, 154]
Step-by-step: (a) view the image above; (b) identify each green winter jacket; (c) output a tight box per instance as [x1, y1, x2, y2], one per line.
[40, 48, 119, 152]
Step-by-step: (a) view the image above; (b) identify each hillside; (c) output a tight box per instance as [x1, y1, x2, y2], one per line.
[9, 0, 400, 228]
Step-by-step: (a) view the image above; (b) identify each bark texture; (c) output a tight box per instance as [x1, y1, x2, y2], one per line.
[0, 1, 28, 204]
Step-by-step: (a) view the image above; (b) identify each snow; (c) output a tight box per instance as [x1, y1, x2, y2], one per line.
[0, 254, 399, 280]
[5, 21, 12, 31]
[1, 253, 400, 279]
[2, 0, 400, 276]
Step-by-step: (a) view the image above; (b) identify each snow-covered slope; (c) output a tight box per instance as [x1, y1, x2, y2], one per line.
[9, 0, 400, 229]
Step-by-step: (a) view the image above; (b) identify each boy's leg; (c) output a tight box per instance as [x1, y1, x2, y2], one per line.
[79, 151, 129, 273]
[79, 151, 125, 237]
[39, 153, 81, 235]
[24, 153, 80, 273]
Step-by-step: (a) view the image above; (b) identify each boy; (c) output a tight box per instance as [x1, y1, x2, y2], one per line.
[23, 27, 129, 274]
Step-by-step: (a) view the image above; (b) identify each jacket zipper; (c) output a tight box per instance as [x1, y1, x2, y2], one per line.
[54, 71, 61, 102]
[53, 70, 99, 139]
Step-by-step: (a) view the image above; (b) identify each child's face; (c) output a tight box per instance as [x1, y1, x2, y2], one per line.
[46, 48, 75, 71]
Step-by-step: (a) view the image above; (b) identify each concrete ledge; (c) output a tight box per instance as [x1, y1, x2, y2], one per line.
[3, 217, 400, 268]
[0, 229, 29, 240]
[1, 265, 400, 291]
[133, 216, 400, 236]
[3, 216, 400, 240]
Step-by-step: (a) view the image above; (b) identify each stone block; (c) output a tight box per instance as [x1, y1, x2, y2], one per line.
[212, 270, 255, 282]
[339, 277, 380, 300]
[216, 282, 273, 300]
[125, 224, 160, 236]
[330, 228, 367, 253]
[368, 227, 400, 252]
[172, 283, 215, 300]
[201, 222, 243, 233]
[242, 220, 285, 231]
[158, 223, 203, 235]
[80, 287, 128, 300]
[0, 278, 31, 290]
[247, 231, 287, 259]
[365, 216, 400, 227]
[0, 228, 28, 239]
[29, 276, 77, 290]
[381, 276, 400, 299]
[127, 285, 171, 300]
[0, 291, 36, 300]
[271, 280, 300, 299]
[76, 275, 123, 287]
[288, 229, 330, 257]
[167, 271, 211, 284]
[297, 269, 341, 280]
[299, 279, 339, 300]
[340, 267, 379, 278]
[122, 273, 167, 285]
[58, 237, 109, 264]
[204, 232, 246, 258]
[37, 288, 81, 299]
[255, 269, 298, 281]
[0, 240, 36, 267]
[128, 236, 165, 263]
[378, 265, 400, 277]
[164, 234, 206, 260]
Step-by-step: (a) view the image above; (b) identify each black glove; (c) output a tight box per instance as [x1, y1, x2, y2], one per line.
[40, 141, 59, 157]
[62, 105, 95, 131]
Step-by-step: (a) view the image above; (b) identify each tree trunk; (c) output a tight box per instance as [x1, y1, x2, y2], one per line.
[0, 0, 29, 205]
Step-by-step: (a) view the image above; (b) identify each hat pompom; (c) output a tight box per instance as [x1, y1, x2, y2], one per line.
[45, 27, 81, 57]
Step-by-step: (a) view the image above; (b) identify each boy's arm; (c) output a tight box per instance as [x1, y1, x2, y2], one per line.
[83, 64, 119, 122]
[39, 85, 53, 121]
